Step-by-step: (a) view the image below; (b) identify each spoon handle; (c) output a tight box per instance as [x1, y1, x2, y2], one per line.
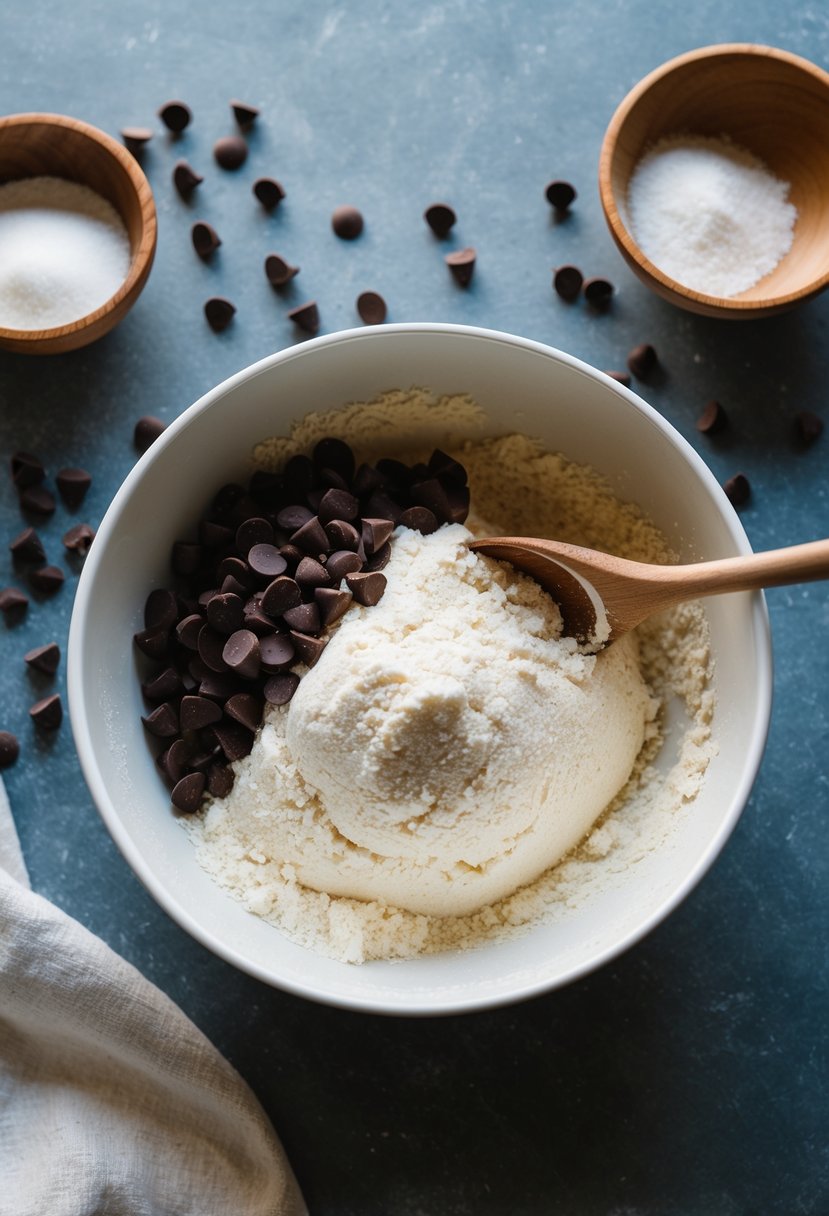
[669, 538, 829, 597]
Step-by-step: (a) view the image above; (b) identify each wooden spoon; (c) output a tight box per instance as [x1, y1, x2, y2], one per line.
[468, 535, 829, 646]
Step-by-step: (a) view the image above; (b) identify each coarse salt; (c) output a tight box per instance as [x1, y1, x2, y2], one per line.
[0, 176, 131, 330]
[626, 134, 797, 298]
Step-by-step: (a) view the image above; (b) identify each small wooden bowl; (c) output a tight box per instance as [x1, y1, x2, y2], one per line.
[0, 113, 157, 354]
[599, 45, 829, 319]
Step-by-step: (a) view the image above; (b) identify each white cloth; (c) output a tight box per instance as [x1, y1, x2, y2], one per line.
[0, 779, 306, 1216]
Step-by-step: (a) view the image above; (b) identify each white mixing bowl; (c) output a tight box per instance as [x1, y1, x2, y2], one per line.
[67, 324, 772, 1015]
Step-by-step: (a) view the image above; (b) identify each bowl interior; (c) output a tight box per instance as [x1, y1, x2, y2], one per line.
[603, 46, 829, 310]
[68, 326, 771, 1014]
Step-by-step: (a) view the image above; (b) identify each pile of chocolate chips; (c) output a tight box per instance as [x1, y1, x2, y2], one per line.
[136, 437, 470, 813]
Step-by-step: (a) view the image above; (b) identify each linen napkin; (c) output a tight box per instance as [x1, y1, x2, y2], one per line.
[0, 777, 306, 1216]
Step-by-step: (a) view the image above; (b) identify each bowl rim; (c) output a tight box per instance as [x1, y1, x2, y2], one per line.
[0, 111, 157, 342]
[67, 323, 773, 1015]
[599, 43, 829, 315]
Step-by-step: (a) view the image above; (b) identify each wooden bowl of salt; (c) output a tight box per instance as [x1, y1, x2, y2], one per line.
[0, 113, 156, 354]
[599, 45, 829, 319]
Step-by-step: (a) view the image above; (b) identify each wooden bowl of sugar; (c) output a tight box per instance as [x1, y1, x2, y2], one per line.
[0, 113, 156, 354]
[599, 45, 829, 319]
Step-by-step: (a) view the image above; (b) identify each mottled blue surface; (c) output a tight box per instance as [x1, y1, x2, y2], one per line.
[1, 3, 827, 1213]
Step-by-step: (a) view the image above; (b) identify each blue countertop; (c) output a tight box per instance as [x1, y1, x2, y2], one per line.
[1, 2, 826, 1212]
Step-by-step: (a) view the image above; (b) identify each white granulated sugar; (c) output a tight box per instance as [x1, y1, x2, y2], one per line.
[0, 176, 131, 330]
[185, 389, 717, 964]
[626, 134, 797, 297]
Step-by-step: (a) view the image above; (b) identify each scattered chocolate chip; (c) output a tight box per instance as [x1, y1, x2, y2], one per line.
[627, 343, 658, 380]
[134, 416, 167, 453]
[222, 629, 261, 679]
[173, 160, 203, 197]
[0, 731, 19, 768]
[545, 180, 577, 211]
[29, 693, 62, 731]
[253, 177, 286, 209]
[20, 485, 56, 516]
[445, 247, 476, 287]
[134, 626, 170, 660]
[145, 588, 179, 631]
[287, 300, 320, 335]
[180, 694, 223, 732]
[212, 719, 255, 762]
[10, 527, 45, 564]
[121, 126, 153, 154]
[331, 205, 364, 239]
[345, 571, 387, 606]
[142, 667, 183, 702]
[583, 277, 614, 309]
[0, 587, 28, 619]
[224, 692, 264, 733]
[399, 505, 438, 534]
[213, 135, 248, 169]
[424, 202, 456, 237]
[604, 370, 631, 387]
[159, 100, 191, 133]
[171, 771, 205, 813]
[62, 523, 95, 555]
[204, 297, 236, 333]
[553, 264, 583, 302]
[265, 254, 299, 287]
[231, 99, 259, 127]
[795, 410, 823, 445]
[24, 642, 60, 675]
[263, 673, 299, 705]
[260, 633, 296, 673]
[723, 473, 751, 507]
[191, 221, 221, 258]
[29, 565, 64, 595]
[11, 452, 44, 490]
[356, 291, 387, 325]
[207, 763, 235, 798]
[55, 467, 92, 509]
[696, 399, 728, 435]
[315, 586, 352, 626]
[141, 702, 179, 738]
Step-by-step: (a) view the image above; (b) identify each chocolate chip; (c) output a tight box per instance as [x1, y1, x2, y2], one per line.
[295, 556, 330, 592]
[314, 586, 353, 626]
[356, 518, 390, 555]
[204, 297, 236, 333]
[225, 692, 264, 732]
[133, 626, 169, 660]
[55, 467, 91, 509]
[160, 738, 192, 784]
[445, 247, 476, 287]
[283, 601, 321, 634]
[199, 671, 243, 703]
[261, 575, 302, 617]
[236, 516, 273, 555]
[424, 202, 456, 237]
[363, 491, 402, 524]
[213, 720, 255, 762]
[545, 180, 576, 211]
[795, 410, 823, 445]
[279, 543, 304, 567]
[313, 438, 355, 482]
[583, 277, 614, 309]
[290, 631, 327, 667]
[553, 265, 583, 302]
[253, 177, 286, 210]
[180, 695, 223, 732]
[318, 488, 359, 525]
[20, 485, 56, 516]
[10, 527, 45, 564]
[260, 633, 296, 673]
[11, 452, 44, 489]
[29, 693, 62, 730]
[428, 450, 467, 485]
[0, 731, 19, 768]
[121, 127, 153, 154]
[171, 771, 205, 813]
[248, 543, 288, 580]
[263, 673, 299, 705]
[399, 505, 438, 534]
[24, 642, 60, 675]
[325, 550, 364, 583]
[207, 763, 235, 798]
[141, 702, 179, 738]
[410, 477, 451, 522]
[214, 135, 248, 169]
[172, 542, 202, 576]
[207, 592, 245, 635]
[357, 291, 387, 325]
[324, 519, 361, 551]
[0, 586, 28, 620]
[696, 400, 728, 434]
[145, 588, 179, 631]
[287, 301, 320, 335]
[159, 101, 192, 133]
[604, 370, 631, 387]
[173, 160, 203, 197]
[62, 523, 96, 556]
[364, 542, 391, 572]
[265, 254, 299, 287]
[352, 463, 383, 498]
[723, 473, 751, 506]
[275, 504, 312, 532]
[134, 416, 166, 453]
[175, 614, 203, 651]
[222, 629, 260, 679]
[291, 516, 329, 555]
[29, 566, 64, 595]
[444, 483, 470, 524]
[199, 625, 232, 673]
[243, 597, 276, 635]
[332, 205, 364, 239]
[628, 343, 658, 380]
[231, 99, 259, 126]
[345, 571, 387, 606]
[191, 221, 221, 258]
[142, 667, 183, 702]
